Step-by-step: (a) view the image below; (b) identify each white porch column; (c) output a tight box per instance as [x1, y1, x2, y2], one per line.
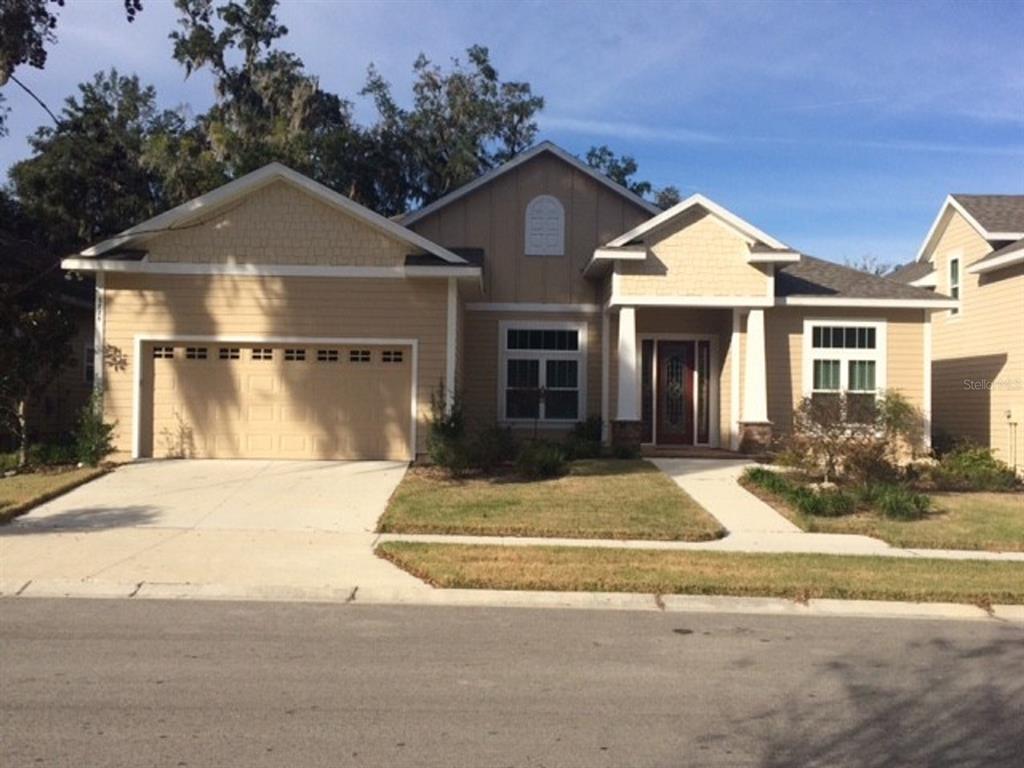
[615, 306, 639, 421]
[741, 308, 769, 423]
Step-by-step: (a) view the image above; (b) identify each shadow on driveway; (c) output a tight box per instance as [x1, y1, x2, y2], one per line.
[1, 505, 161, 534]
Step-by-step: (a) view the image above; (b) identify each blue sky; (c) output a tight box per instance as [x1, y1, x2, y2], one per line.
[2, 0, 1022, 264]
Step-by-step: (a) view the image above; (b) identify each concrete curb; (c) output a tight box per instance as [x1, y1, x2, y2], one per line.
[3, 578, 1022, 625]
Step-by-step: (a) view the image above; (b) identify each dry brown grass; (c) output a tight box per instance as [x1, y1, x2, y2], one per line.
[378, 459, 724, 540]
[377, 542, 1024, 605]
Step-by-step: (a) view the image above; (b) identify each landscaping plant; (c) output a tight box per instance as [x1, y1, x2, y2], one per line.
[515, 440, 567, 479]
[426, 383, 471, 476]
[929, 443, 1019, 492]
[74, 391, 116, 467]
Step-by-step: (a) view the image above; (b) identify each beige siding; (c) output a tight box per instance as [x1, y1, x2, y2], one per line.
[616, 210, 770, 298]
[461, 310, 602, 435]
[145, 180, 410, 267]
[929, 210, 1024, 464]
[764, 307, 926, 433]
[409, 153, 650, 304]
[101, 274, 447, 457]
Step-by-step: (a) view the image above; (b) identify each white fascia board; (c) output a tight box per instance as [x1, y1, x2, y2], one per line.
[967, 250, 1024, 274]
[777, 296, 959, 309]
[61, 257, 480, 279]
[80, 162, 467, 265]
[909, 271, 938, 288]
[914, 195, 1024, 263]
[610, 295, 774, 308]
[605, 193, 788, 250]
[583, 246, 647, 276]
[399, 142, 660, 227]
[747, 249, 801, 264]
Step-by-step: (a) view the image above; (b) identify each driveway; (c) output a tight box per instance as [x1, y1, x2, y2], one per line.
[0, 460, 429, 601]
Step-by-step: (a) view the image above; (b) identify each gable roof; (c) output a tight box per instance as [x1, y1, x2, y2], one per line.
[398, 141, 661, 227]
[77, 163, 468, 265]
[916, 193, 1024, 262]
[952, 194, 1024, 234]
[604, 193, 792, 251]
[776, 255, 953, 304]
[888, 260, 936, 286]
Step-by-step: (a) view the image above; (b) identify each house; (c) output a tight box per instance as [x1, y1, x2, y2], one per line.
[892, 194, 1024, 471]
[61, 141, 955, 462]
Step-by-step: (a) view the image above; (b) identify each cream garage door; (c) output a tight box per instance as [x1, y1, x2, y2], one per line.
[146, 343, 413, 460]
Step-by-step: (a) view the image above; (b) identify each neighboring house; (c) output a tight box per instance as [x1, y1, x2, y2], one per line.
[62, 141, 955, 462]
[892, 194, 1024, 472]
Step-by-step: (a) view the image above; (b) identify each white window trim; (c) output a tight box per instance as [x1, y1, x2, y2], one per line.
[524, 194, 566, 256]
[948, 253, 962, 317]
[132, 334, 419, 460]
[497, 320, 587, 425]
[801, 319, 887, 399]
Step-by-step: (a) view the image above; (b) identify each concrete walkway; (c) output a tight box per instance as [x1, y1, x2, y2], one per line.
[379, 458, 1024, 562]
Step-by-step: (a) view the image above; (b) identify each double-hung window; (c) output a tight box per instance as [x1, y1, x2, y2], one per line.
[949, 257, 960, 315]
[500, 323, 585, 422]
[804, 320, 886, 422]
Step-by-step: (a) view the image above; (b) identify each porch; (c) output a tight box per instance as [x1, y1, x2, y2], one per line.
[605, 306, 772, 453]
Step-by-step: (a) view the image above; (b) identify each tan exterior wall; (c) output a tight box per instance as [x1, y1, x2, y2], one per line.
[616, 210, 770, 298]
[929, 210, 1024, 466]
[100, 274, 447, 457]
[461, 310, 602, 435]
[764, 307, 926, 433]
[145, 180, 410, 267]
[409, 153, 650, 304]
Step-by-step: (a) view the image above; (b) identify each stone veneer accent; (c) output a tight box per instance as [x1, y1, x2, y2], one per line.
[738, 421, 773, 454]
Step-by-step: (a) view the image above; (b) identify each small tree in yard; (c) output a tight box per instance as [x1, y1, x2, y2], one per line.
[786, 390, 924, 483]
[0, 230, 77, 467]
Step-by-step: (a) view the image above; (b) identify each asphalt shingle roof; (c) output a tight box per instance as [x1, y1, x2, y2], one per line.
[952, 194, 1024, 234]
[970, 237, 1024, 270]
[888, 260, 935, 285]
[777, 255, 945, 300]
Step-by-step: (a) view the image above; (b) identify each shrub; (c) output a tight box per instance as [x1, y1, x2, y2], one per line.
[860, 483, 930, 521]
[31, 440, 78, 466]
[930, 443, 1018, 492]
[515, 440, 567, 479]
[564, 416, 604, 460]
[744, 467, 854, 517]
[75, 392, 115, 467]
[469, 426, 518, 472]
[427, 383, 469, 476]
[784, 390, 925, 483]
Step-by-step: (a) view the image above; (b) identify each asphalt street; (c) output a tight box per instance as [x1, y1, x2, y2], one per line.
[1, 598, 1021, 767]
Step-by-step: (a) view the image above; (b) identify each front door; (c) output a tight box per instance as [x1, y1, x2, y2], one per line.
[656, 341, 694, 444]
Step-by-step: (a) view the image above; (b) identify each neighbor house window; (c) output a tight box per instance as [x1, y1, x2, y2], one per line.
[949, 256, 960, 315]
[500, 322, 585, 422]
[804, 320, 886, 422]
[524, 195, 565, 256]
[84, 346, 95, 385]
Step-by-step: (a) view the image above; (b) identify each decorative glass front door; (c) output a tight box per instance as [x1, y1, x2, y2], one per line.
[656, 341, 695, 444]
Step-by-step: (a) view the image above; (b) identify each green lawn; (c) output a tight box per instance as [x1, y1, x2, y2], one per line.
[0, 467, 106, 524]
[742, 478, 1024, 552]
[377, 542, 1024, 606]
[378, 459, 725, 541]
